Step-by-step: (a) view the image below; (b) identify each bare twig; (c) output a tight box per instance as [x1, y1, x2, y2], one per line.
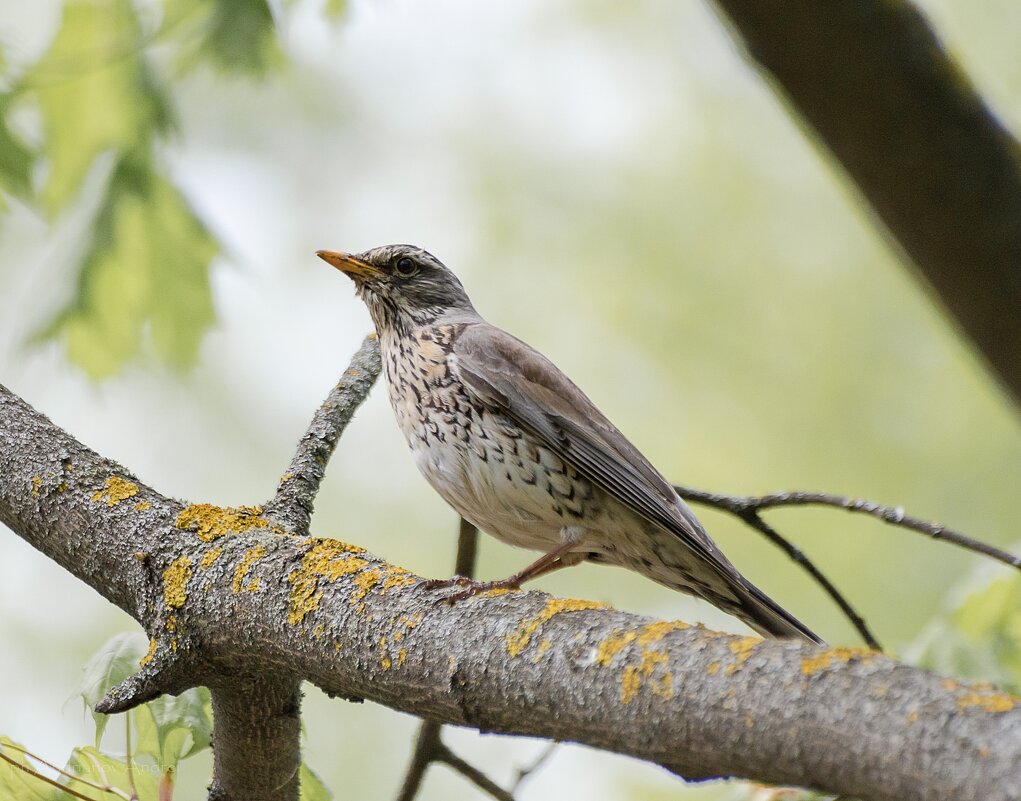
[395, 721, 443, 801]
[680, 486, 1020, 569]
[265, 334, 382, 532]
[677, 485, 879, 648]
[435, 750, 515, 801]
[454, 516, 480, 578]
[0, 743, 106, 801]
[678, 484, 1021, 648]
[509, 742, 559, 795]
[743, 510, 878, 649]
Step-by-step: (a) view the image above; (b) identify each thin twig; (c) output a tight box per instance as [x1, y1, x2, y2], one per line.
[509, 741, 559, 794]
[676, 485, 878, 647]
[125, 709, 138, 801]
[395, 721, 443, 801]
[680, 486, 1020, 569]
[454, 516, 480, 578]
[265, 334, 381, 532]
[738, 510, 880, 649]
[435, 751, 515, 801]
[0, 745, 105, 801]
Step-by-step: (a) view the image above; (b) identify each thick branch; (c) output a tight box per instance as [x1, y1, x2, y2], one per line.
[2, 381, 1020, 801]
[713, 0, 1021, 406]
[208, 676, 302, 801]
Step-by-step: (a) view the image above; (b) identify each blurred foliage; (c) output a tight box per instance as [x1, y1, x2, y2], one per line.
[0, 0, 311, 377]
[908, 558, 1021, 693]
[0, 633, 331, 801]
[168, 0, 282, 75]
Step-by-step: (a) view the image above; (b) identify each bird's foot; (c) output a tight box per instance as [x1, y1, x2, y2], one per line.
[421, 575, 522, 604]
[419, 574, 475, 591]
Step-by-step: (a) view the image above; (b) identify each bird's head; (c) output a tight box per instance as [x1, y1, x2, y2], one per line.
[317, 244, 477, 334]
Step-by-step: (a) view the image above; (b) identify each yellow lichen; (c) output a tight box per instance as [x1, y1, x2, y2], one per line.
[398, 647, 407, 666]
[199, 546, 223, 569]
[139, 638, 157, 667]
[91, 476, 139, 507]
[636, 620, 690, 645]
[392, 612, 423, 642]
[134, 500, 151, 512]
[596, 630, 637, 666]
[175, 503, 272, 542]
[381, 566, 416, 592]
[724, 636, 763, 676]
[350, 568, 383, 604]
[707, 661, 721, 676]
[621, 666, 641, 704]
[165, 615, 177, 632]
[287, 539, 370, 625]
[610, 620, 690, 703]
[57, 483, 68, 493]
[31, 476, 42, 497]
[232, 545, 267, 593]
[534, 638, 553, 663]
[163, 556, 193, 609]
[480, 587, 514, 597]
[505, 598, 605, 658]
[956, 690, 1017, 713]
[801, 646, 876, 676]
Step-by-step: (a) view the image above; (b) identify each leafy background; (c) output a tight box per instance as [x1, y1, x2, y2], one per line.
[1, 0, 1020, 798]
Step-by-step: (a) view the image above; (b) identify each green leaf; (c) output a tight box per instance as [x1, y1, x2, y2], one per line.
[74, 633, 150, 746]
[0, 738, 62, 801]
[0, 94, 35, 203]
[300, 762, 333, 801]
[907, 558, 1021, 692]
[39, 150, 217, 377]
[28, 0, 173, 212]
[325, 0, 346, 19]
[67, 746, 159, 800]
[133, 687, 213, 770]
[168, 0, 281, 75]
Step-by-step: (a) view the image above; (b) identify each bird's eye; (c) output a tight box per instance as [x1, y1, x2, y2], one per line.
[394, 256, 418, 277]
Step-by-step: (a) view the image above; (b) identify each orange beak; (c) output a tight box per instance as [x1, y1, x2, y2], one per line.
[316, 250, 383, 280]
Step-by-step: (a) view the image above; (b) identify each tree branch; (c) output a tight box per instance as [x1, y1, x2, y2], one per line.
[2, 379, 1020, 801]
[711, 0, 1021, 407]
[680, 485, 1021, 569]
[264, 334, 381, 532]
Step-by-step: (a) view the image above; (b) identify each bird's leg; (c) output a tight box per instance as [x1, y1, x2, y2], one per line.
[423, 541, 586, 604]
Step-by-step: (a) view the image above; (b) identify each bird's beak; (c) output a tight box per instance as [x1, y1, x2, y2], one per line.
[316, 250, 383, 280]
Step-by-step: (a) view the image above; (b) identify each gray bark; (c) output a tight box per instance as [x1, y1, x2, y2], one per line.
[2, 340, 1020, 801]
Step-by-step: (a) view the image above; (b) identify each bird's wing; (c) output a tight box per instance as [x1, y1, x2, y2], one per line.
[451, 323, 726, 567]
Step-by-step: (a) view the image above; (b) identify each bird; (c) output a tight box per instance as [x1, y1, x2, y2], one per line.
[317, 244, 821, 642]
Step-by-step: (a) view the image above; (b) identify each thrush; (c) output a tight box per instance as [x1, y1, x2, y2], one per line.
[317, 244, 821, 642]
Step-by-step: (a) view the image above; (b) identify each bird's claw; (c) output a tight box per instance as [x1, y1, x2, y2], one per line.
[419, 574, 475, 591]
[420, 576, 520, 605]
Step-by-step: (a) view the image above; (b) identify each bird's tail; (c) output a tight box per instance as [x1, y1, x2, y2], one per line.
[731, 579, 824, 644]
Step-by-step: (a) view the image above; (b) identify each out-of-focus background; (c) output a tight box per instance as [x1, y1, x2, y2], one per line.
[1, 0, 1020, 798]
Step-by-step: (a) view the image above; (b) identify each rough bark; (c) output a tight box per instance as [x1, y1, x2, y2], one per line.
[2, 349, 1020, 801]
[712, 0, 1021, 407]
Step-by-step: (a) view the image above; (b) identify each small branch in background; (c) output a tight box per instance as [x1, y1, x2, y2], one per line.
[265, 334, 381, 533]
[678, 484, 1021, 648]
[739, 510, 879, 650]
[681, 486, 1020, 569]
[508, 742, 559, 796]
[397, 520, 551, 801]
